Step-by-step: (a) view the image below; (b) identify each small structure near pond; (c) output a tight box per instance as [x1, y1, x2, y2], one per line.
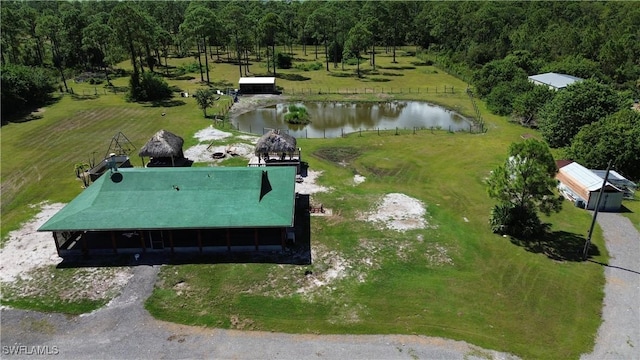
[238, 77, 276, 94]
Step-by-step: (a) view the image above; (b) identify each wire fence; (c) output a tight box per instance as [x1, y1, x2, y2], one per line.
[282, 86, 458, 95]
[227, 123, 482, 138]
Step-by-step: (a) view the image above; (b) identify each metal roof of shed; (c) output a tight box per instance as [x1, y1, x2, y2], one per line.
[557, 162, 621, 200]
[39, 166, 296, 232]
[528, 72, 583, 89]
[239, 77, 276, 85]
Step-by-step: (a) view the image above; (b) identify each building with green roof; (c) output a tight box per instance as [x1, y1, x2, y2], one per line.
[39, 166, 300, 257]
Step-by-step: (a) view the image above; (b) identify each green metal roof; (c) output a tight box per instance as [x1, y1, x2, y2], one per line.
[39, 166, 296, 232]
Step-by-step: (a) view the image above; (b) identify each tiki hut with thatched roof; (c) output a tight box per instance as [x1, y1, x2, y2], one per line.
[254, 129, 298, 160]
[252, 129, 305, 175]
[139, 129, 192, 167]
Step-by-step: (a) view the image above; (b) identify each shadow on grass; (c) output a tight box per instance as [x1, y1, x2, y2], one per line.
[144, 99, 187, 108]
[56, 246, 312, 270]
[1, 96, 61, 126]
[70, 94, 100, 101]
[510, 230, 600, 261]
[587, 260, 640, 275]
[276, 73, 311, 81]
[365, 78, 391, 83]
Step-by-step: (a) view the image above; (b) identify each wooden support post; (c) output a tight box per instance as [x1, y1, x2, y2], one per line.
[281, 228, 286, 251]
[52, 232, 62, 257]
[139, 231, 146, 253]
[198, 230, 203, 253]
[169, 230, 174, 254]
[254, 228, 259, 251]
[111, 231, 118, 254]
[226, 229, 231, 252]
[82, 234, 89, 257]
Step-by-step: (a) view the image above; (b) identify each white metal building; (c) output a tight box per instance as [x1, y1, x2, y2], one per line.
[556, 162, 623, 211]
[528, 72, 583, 90]
[238, 77, 276, 94]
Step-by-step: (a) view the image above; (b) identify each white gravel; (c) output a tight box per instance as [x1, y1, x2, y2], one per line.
[0, 203, 64, 283]
[295, 170, 332, 195]
[363, 193, 428, 232]
[192, 126, 232, 142]
[353, 175, 366, 185]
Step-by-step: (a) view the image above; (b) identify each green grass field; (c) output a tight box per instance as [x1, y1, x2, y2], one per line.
[0, 47, 623, 359]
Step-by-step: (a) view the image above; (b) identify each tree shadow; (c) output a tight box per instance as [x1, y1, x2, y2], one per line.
[276, 73, 310, 81]
[1, 97, 61, 126]
[364, 78, 391, 83]
[70, 94, 100, 101]
[510, 230, 599, 261]
[145, 99, 186, 108]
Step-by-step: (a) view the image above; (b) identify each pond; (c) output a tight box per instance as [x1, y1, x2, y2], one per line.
[232, 101, 472, 138]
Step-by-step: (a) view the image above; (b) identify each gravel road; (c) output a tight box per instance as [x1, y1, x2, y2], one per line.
[581, 212, 640, 360]
[2, 212, 637, 360]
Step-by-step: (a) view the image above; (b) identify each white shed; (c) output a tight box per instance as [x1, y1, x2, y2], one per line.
[238, 77, 276, 94]
[528, 72, 583, 90]
[556, 162, 623, 211]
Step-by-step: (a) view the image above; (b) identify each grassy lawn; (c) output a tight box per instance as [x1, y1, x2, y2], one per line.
[1, 47, 611, 359]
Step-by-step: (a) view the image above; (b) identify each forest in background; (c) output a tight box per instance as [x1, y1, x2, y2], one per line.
[2, 1, 639, 178]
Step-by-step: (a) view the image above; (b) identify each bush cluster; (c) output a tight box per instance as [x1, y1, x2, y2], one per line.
[1, 64, 56, 119]
[127, 72, 172, 102]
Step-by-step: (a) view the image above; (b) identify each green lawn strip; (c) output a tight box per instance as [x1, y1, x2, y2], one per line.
[621, 198, 640, 232]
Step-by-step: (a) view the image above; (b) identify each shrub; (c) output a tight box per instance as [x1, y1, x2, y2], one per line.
[1, 64, 56, 119]
[284, 104, 310, 124]
[294, 62, 323, 71]
[490, 204, 543, 240]
[276, 53, 293, 69]
[128, 72, 172, 102]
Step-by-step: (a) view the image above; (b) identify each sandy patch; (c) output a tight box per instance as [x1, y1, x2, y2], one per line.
[184, 144, 215, 163]
[297, 247, 348, 296]
[193, 126, 232, 142]
[353, 175, 366, 185]
[228, 94, 285, 117]
[185, 142, 255, 164]
[296, 170, 332, 195]
[362, 193, 428, 232]
[0, 203, 133, 304]
[236, 135, 260, 144]
[0, 203, 65, 283]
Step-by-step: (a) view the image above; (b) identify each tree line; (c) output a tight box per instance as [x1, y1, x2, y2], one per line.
[2, 1, 638, 87]
[2, 1, 638, 179]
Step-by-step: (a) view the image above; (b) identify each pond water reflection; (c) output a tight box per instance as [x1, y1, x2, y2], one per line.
[233, 101, 472, 138]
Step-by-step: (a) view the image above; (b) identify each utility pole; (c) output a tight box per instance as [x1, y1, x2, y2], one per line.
[583, 160, 612, 260]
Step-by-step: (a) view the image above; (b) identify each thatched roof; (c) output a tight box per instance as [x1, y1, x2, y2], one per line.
[138, 129, 184, 158]
[254, 129, 297, 155]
